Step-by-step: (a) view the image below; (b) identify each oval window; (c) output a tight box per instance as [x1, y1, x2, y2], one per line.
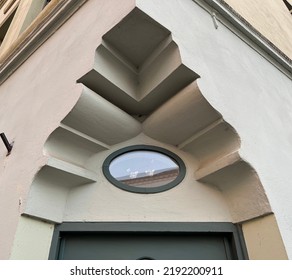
[103, 145, 186, 193]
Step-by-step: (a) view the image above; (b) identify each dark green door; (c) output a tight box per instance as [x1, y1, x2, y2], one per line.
[57, 232, 235, 260]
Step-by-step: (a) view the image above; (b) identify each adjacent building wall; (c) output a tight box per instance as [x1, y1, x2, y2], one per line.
[225, 0, 292, 58]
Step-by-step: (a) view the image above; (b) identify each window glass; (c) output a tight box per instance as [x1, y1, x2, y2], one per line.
[103, 145, 186, 193]
[109, 151, 179, 188]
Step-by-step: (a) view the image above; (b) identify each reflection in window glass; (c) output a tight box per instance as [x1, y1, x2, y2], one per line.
[109, 151, 179, 188]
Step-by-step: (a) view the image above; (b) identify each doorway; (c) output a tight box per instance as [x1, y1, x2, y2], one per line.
[49, 222, 247, 260]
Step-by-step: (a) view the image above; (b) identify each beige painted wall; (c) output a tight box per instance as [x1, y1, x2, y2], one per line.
[0, 0, 136, 260]
[243, 214, 288, 260]
[225, 0, 292, 59]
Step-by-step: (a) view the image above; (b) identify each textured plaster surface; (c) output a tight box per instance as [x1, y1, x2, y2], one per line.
[0, 0, 136, 260]
[137, 0, 292, 258]
[64, 134, 232, 223]
[0, 0, 292, 259]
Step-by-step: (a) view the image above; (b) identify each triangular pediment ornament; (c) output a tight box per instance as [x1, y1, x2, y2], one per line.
[78, 8, 199, 116]
[24, 7, 271, 224]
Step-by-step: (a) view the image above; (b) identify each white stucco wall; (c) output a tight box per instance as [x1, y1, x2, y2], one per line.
[1, 0, 292, 259]
[136, 0, 292, 257]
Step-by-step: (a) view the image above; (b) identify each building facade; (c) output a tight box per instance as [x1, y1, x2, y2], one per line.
[0, 0, 291, 259]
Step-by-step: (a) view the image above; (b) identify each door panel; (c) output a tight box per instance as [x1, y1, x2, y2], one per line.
[58, 232, 235, 260]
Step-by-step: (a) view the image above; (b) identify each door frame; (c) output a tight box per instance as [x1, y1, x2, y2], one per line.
[48, 222, 248, 260]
